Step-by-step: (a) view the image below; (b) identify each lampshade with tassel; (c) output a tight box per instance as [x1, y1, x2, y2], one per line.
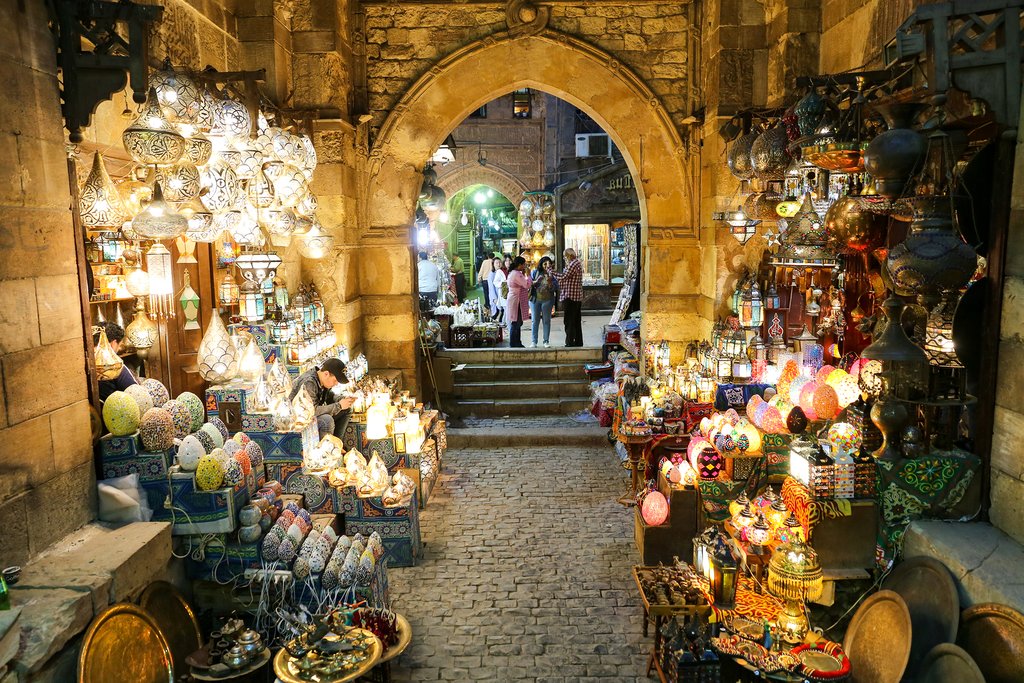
[145, 242, 175, 318]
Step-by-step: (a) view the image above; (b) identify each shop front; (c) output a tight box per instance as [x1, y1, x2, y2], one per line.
[555, 163, 641, 311]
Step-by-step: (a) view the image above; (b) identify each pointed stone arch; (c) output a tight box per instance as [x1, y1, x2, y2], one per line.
[359, 29, 712, 384]
[435, 163, 531, 208]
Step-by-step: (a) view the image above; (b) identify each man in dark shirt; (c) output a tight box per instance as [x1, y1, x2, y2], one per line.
[93, 322, 139, 402]
[289, 358, 355, 439]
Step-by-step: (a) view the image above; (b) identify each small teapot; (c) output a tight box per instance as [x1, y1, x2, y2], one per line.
[222, 644, 250, 670]
[237, 628, 264, 656]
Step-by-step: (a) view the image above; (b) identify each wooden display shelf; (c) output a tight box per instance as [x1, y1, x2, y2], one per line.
[632, 565, 712, 683]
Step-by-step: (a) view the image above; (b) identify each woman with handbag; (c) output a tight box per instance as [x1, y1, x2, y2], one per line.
[506, 256, 531, 348]
[529, 256, 557, 348]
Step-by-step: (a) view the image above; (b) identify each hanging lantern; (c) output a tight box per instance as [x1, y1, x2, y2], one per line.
[238, 338, 265, 382]
[125, 299, 158, 355]
[116, 171, 152, 217]
[230, 209, 263, 246]
[125, 264, 150, 298]
[197, 311, 238, 383]
[181, 197, 218, 242]
[234, 140, 264, 180]
[178, 271, 201, 330]
[239, 279, 265, 322]
[295, 192, 318, 218]
[300, 134, 317, 177]
[94, 329, 124, 381]
[132, 182, 188, 240]
[270, 164, 308, 208]
[122, 88, 185, 165]
[79, 152, 127, 228]
[298, 220, 334, 259]
[219, 270, 240, 306]
[201, 156, 241, 212]
[175, 236, 197, 264]
[148, 61, 202, 123]
[247, 164, 277, 209]
[183, 133, 213, 166]
[235, 252, 282, 290]
[261, 207, 296, 237]
[156, 162, 202, 202]
[145, 242, 175, 318]
[211, 96, 252, 143]
[274, 276, 290, 311]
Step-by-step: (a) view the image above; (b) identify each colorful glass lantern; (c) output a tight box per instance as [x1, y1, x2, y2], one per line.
[767, 497, 789, 529]
[709, 536, 739, 608]
[641, 490, 670, 526]
[145, 242, 175, 318]
[812, 383, 840, 420]
[827, 422, 863, 459]
[748, 512, 772, 547]
[789, 435, 834, 498]
[80, 152, 127, 228]
[178, 271, 201, 330]
[219, 270, 240, 307]
[239, 279, 265, 323]
[740, 281, 764, 329]
[697, 446, 723, 479]
[734, 501, 756, 531]
[729, 491, 751, 520]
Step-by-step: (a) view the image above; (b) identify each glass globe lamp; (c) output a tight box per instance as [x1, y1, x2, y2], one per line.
[157, 161, 202, 202]
[132, 182, 188, 239]
[212, 96, 252, 143]
[197, 311, 238, 384]
[201, 157, 241, 213]
[298, 220, 333, 259]
[183, 133, 213, 166]
[148, 61, 202, 123]
[122, 88, 185, 165]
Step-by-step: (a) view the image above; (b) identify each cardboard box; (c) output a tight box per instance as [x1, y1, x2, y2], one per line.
[168, 468, 249, 535]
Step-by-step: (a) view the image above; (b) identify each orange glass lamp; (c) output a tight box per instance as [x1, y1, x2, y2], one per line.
[767, 538, 824, 645]
[641, 490, 670, 526]
[748, 512, 772, 549]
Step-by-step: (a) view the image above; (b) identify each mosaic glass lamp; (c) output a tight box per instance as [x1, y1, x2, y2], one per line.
[767, 539, 823, 645]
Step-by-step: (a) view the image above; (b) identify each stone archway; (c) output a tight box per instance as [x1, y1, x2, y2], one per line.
[358, 29, 713, 383]
[435, 163, 530, 209]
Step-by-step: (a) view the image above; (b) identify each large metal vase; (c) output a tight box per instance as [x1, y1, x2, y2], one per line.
[750, 125, 791, 181]
[863, 103, 928, 198]
[825, 194, 889, 254]
[728, 130, 758, 180]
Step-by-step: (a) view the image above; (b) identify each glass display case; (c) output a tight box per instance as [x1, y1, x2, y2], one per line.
[565, 223, 610, 286]
[610, 225, 627, 285]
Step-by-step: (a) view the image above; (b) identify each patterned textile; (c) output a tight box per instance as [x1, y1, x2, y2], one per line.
[698, 479, 752, 521]
[781, 476, 853, 541]
[876, 448, 980, 566]
[703, 575, 783, 623]
[554, 257, 583, 302]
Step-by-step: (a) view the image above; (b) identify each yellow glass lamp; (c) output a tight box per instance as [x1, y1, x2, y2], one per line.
[238, 338, 266, 382]
[365, 399, 390, 440]
[767, 538, 824, 645]
[729, 491, 751, 520]
[94, 329, 124, 381]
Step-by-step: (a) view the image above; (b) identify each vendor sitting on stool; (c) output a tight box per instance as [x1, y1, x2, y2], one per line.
[290, 358, 355, 440]
[92, 322, 139, 402]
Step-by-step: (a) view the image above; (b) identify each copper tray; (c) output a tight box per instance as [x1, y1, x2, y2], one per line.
[956, 602, 1024, 683]
[881, 556, 959, 677]
[78, 603, 173, 683]
[273, 628, 382, 683]
[842, 590, 911, 683]
[917, 643, 984, 682]
[139, 580, 202, 678]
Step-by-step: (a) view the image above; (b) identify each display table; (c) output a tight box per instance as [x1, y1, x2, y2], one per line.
[631, 566, 712, 683]
[189, 647, 271, 682]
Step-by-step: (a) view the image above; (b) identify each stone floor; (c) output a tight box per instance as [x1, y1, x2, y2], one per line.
[388, 433, 648, 681]
[460, 415, 600, 430]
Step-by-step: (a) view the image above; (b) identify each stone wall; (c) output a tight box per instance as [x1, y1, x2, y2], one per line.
[0, 0, 96, 568]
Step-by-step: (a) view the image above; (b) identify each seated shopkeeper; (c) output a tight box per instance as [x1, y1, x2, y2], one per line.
[289, 358, 355, 440]
[93, 322, 139, 402]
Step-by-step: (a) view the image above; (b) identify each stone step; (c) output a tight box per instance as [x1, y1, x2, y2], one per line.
[439, 347, 603, 364]
[452, 378, 592, 399]
[456, 362, 590, 383]
[451, 397, 592, 417]
[448, 426, 610, 448]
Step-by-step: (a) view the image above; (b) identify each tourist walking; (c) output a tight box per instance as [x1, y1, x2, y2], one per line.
[529, 256, 557, 348]
[506, 256, 531, 348]
[477, 256, 493, 311]
[489, 256, 507, 323]
[554, 248, 584, 347]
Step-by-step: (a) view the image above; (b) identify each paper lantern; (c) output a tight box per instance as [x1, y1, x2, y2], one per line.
[812, 384, 840, 421]
[102, 391, 140, 436]
[641, 491, 670, 526]
[798, 381, 820, 421]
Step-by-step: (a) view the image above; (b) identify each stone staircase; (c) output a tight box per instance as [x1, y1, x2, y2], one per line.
[438, 347, 603, 418]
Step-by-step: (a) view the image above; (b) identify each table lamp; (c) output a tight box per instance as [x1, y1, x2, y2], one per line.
[766, 538, 823, 645]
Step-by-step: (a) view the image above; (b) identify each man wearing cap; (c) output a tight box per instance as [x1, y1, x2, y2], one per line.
[289, 358, 355, 439]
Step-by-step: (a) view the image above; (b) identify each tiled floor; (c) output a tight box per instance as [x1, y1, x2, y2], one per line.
[388, 425, 648, 681]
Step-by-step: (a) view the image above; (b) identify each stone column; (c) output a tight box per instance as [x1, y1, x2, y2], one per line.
[237, 0, 294, 101]
[0, 0, 96, 565]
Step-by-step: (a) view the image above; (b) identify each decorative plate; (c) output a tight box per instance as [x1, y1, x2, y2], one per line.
[792, 641, 851, 680]
[138, 581, 202, 678]
[78, 603, 173, 682]
[956, 602, 1024, 683]
[916, 643, 984, 683]
[843, 589, 911, 683]
[881, 555, 959, 677]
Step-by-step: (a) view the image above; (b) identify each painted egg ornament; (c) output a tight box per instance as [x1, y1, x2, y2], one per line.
[195, 454, 224, 491]
[139, 407, 175, 451]
[641, 490, 670, 526]
[207, 416, 230, 441]
[812, 383, 840, 420]
[244, 441, 264, 469]
[233, 432, 251, 446]
[222, 439, 242, 457]
[143, 378, 170, 407]
[234, 452, 252, 477]
[162, 400, 192, 439]
[193, 428, 215, 454]
[223, 457, 243, 486]
[786, 405, 809, 434]
[177, 435, 206, 471]
[125, 384, 154, 415]
[176, 391, 205, 431]
[798, 381, 820, 421]
[200, 422, 225, 449]
[102, 391, 142, 436]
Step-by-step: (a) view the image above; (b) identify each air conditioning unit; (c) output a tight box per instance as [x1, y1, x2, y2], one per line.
[575, 133, 611, 158]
